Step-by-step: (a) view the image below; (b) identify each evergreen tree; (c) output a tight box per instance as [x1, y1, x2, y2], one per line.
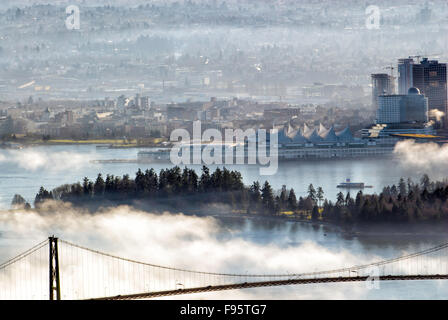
[145, 169, 158, 196]
[11, 194, 28, 209]
[34, 186, 53, 207]
[199, 166, 211, 192]
[135, 169, 146, 195]
[307, 184, 317, 204]
[398, 178, 407, 196]
[32, 167, 448, 224]
[82, 177, 92, 196]
[261, 181, 275, 213]
[355, 190, 363, 207]
[311, 205, 320, 221]
[390, 185, 398, 197]
[421, 174, 430, 191]
[287, 188, 298, 211]
[317, 187, 324, 206]
[94, 173, 105, 197]
[336, 191, 345, 206]
[278, 185, 288, 211]
[345, 192, 352, 206]
[249, 181, 262, 213]
[298, 196, 305, 210]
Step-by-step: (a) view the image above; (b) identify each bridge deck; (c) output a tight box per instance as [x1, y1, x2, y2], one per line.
[94, 274, 448, 300]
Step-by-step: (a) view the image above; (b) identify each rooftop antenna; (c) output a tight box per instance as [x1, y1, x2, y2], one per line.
[383, 65, 394, 78]
[409, 55, 422, 63]
[409, 53, 442, 63]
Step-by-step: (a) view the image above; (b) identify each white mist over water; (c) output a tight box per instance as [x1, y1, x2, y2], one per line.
[0, 149, 94, 172]
[0, 145, 448, 298]
[1, 204, 448, 299]
[0, 144, 438, 210]
[394, 140, 448, 177]
[0, 204, 367, 299]
[0, 204, 363, 274]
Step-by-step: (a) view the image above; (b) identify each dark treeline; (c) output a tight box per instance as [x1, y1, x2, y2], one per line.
[34, 166, 296, 215]
[34, 167, 448, 223]
[324, 175, 448, 223]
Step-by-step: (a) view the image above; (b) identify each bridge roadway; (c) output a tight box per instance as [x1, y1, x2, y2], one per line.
[94, 274, 448, 300]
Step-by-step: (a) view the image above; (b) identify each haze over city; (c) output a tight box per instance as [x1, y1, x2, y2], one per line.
[1, 0, 448, 305]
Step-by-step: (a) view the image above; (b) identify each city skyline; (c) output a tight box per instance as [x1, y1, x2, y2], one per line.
[1, 0, 448, 305]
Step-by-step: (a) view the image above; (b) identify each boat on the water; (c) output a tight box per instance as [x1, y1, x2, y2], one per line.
[337, 179, 373, 189]
[138, 148, 172, 162]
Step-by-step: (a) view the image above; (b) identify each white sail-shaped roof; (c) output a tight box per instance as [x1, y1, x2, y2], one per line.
[303, 123, 312, 136]
[318, 123, 327, 135]
[336, 127, 354, 142]
[290, 128, 308, 144]
[320, 126, 338, 142]
[307, 128, 323, 143]
[286, 122, 295, 136]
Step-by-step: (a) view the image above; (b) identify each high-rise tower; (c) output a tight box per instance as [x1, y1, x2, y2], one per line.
[398, 58, 415, 94]
[371, 73, 395, 109]
[398, 57, 447, 124]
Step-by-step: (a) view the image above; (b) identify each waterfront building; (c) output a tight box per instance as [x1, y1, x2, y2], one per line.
[361, 122, 436, 145]
[364, 85, 435, 145]
[376, 87, 428, 124]
[271, 124, 394, 159]
[138, 123, 397, 162]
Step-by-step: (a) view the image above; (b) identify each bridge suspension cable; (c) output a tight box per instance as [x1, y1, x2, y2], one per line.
[0, 239, 47, 271]
[0, 239, 49, 300]
[1, 238, 448, 300]
[59, 239, 448, 279]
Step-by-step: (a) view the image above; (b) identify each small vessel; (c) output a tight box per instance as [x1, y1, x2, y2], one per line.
[137, 142, 241, 163]
[337, 179, 372, 189]
[90, 159, 138, 164]
[138, 148, 172, 162]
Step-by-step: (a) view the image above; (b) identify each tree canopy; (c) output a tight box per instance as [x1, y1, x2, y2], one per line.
[33, 168, 448, 223]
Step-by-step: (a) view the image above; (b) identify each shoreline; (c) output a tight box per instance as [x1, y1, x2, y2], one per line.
[20, 201, 448, 238]
[196, 211, 448, 237]
[0, 138, 163, 149]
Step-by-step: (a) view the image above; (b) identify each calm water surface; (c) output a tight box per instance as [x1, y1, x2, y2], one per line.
[0, 145, 446, 299]
[0, 144, 430, 209]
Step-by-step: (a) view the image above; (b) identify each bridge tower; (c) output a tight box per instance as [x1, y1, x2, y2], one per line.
[49, 236, 61, 300]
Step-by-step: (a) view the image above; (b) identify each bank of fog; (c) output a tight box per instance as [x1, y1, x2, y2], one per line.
[394, 140, 448, 177]
[1, 202, 362, 271]
[2, 203, 442, 299]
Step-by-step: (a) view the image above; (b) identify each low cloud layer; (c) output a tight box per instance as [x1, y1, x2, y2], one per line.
[0, 204, 377, 299]
[1, 204, 362, 273]
[1, 204, 446, 299]
[394, 140, 448, 177]
[0, 149, 93, 172]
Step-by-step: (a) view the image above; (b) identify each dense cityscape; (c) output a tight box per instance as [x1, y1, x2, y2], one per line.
[1, 0, 448, 305]
[0, 1, 447, 160]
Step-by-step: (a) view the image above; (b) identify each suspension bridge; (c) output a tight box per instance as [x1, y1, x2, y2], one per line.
[1, 237, 448, 300]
